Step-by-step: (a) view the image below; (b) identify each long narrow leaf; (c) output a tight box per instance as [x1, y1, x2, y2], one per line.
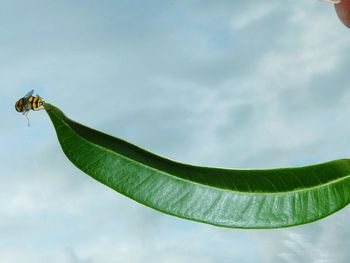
[44, 103, 350, 228]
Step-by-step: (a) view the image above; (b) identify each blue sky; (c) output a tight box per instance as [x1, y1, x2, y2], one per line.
[2, 0, 350, 262]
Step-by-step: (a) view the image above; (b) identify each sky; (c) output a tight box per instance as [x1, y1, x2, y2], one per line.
[2, 0, 350, 262]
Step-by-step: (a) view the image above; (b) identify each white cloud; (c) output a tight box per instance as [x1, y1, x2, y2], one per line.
[253, 207, 350, 263]
[230, 3, 276, 30]
[2, 1, 350, 262]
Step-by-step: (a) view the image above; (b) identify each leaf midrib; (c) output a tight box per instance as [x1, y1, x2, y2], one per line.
[49, 105, 350, 196]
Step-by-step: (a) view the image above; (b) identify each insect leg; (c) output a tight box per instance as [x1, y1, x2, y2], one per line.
[33, 106, 45, 111]
[23, 111, 30, 127]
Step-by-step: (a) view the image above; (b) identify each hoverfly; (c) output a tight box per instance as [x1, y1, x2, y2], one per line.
[15, 89, 44, 126]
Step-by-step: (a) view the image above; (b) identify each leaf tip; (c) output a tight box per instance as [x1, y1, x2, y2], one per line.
[43, 102, 52, 111]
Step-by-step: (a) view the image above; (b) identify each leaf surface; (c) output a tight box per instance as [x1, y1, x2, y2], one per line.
[44, 103, 350, 228]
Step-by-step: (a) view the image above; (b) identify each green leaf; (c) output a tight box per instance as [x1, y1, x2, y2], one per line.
[44, 103, 350, 229]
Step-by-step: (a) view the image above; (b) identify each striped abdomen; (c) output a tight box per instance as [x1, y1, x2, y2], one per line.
[28, 96, 43, 110]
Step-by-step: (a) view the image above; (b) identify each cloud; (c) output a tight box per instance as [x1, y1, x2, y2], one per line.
[2, 1, 350, 262]
[253, 207, 350, 263]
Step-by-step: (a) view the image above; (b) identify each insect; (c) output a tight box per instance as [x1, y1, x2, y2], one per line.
[15, 89, 44, 126]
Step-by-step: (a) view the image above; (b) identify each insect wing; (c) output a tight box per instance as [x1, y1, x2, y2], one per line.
[21, 89, 34, 108]
[23, 89, 34, 99]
